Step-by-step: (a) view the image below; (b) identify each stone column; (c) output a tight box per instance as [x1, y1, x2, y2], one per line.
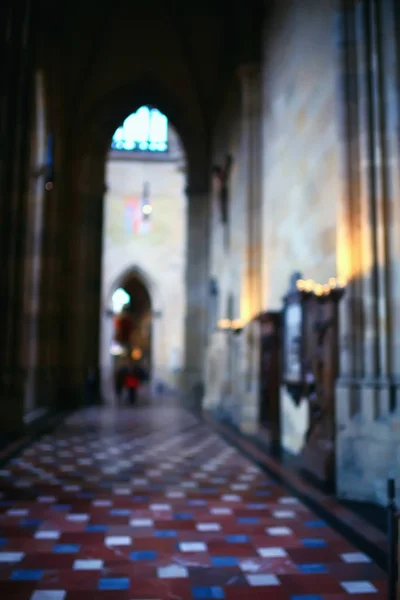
[0, 0, 35, 435]
[237, 63, 263, 321]
[64, 153, 105, 407]
[183, 186, 211, 407]
[335, 0, 400, 503]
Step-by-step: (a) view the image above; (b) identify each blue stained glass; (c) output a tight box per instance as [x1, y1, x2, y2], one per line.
[111, 106, 168, 153]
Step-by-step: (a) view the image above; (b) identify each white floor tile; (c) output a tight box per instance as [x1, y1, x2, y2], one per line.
[73, 559, 103, 570]
[157, 565, 189, 578]
[0, 552, 25, 563]
[92, 499, 112, 507]
[266, 527, 293, 536]
[30, 592, 66, 600]
[340, 552, 372, 564]
[340, 581, 378, 594]
[239, 559, 260, 572]
[7, 509, 29, 516]
[221, 495, 241, 502]
[105, 536, 132, 546]
[196, 523, 221, 532]
[66, 514, 89, 522]
[130, 518, 154, 527]
[35, 531, 60, 540]
[272, 510, 296, 519]
[257, 547, 287, 558]
[63, 485, 81, 492]
[179, 542, 207, 552]
[210, 507, 232, 515]
[166, 491, 185, 499]
[247, 574, 280, 586]
[150, 504, 171, 511]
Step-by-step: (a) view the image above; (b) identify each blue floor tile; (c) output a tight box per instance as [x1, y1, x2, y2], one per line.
[305, 520, 327, 528]
[174, 513, 193, 520]
[291, 596, 323, 600]
[98, 577, 130, 590]
[51, 505, 71, 512]
[192, 587, 225, 599]
[110, 509, 131, 516]
[78, 492, 93, 499]
[53, 544, 80, 553]
[154, 530, 177, 537]
[226, 535, 249, 543]
[133, 496, 148, 502]
[237, 517, 260, 524]
[301, 539, 328, 548]
[246, 503, 268, 509]
[211, 557, 238, 567]
[86, 524, 108, 532]
[297, 564, 328, 574]
[255, 491, 271, 496]
[0, 539, 7, 548]
[20, 519, 43, 528]
[130, 550, 157, 560]
[188, 500, 207, 506]
[11, 569, 44, 581]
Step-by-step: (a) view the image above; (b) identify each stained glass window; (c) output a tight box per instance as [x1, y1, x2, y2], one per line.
[111, 106, 168, 152]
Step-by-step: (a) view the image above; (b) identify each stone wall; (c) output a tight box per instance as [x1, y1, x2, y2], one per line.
[100, 131, 187, 394]
[261, 0, 341, 310]
[261, 0, 342, 454]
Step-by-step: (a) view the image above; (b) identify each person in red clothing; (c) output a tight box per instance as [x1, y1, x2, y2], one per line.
[124, 364, 140, 405]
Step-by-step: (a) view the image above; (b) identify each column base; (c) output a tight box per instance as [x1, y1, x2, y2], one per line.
[336, 376, 400, 505]
[0, 369, 26, 437]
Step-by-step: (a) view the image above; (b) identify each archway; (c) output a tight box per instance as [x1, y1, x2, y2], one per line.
[99, 105, 188, 404]
[70, 82, 210, 409]
[101, 268, 152, 404]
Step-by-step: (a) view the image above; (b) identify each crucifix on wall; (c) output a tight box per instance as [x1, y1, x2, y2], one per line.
[212, 154, 233, 231]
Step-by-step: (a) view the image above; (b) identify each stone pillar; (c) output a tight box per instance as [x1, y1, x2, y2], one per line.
[183, 186, 210, 407]
[65, 153, 105, 407]
[238, 64, 262, 321]
[0, 0, 35, 435]
[335, 0, 400, 503]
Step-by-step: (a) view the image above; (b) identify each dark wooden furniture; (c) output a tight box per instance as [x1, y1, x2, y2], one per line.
[258, 312, 282, 449]
[281, 272, 345, 492]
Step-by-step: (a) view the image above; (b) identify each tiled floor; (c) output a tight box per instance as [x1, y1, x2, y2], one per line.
[0, 405, 387, 599]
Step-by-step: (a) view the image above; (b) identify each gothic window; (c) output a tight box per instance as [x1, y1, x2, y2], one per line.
[111, 106, 168, 152]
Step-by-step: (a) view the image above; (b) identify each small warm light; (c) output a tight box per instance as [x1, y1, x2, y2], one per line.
[131, 348, 142, 360]
[305, 279, 314, 292]
[45, 181, 53, 191]
[218, 319, 232, 329]
[231, 319, 244, 329]
[328, 277, 337, 289]
[337, 276, 347, 288]
[314, 284, 324, 296]
[322, 284, 330, 295]
[142, 204, 152, 215]
[296, 279, 305, 291]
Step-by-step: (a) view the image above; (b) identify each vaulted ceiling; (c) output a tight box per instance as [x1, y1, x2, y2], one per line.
[36, 0, 266, 153]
